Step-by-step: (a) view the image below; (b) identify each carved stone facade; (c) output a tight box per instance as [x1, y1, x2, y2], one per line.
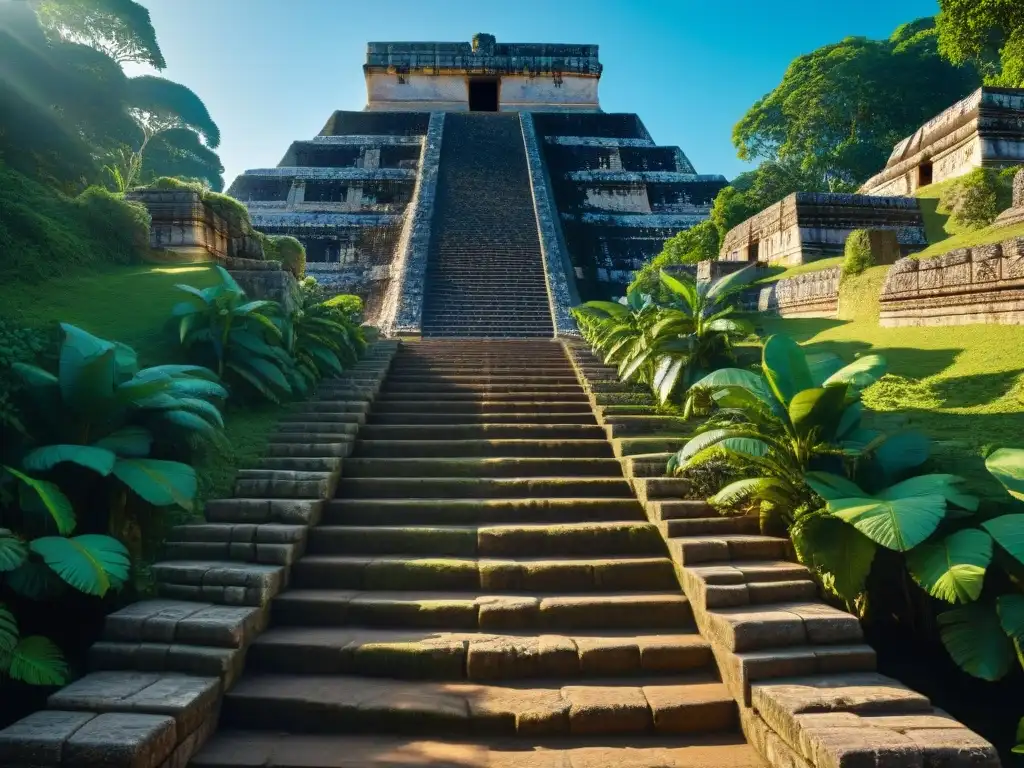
[879, 237, 1024, 326]
[126, 189, 264, 262]
[227, 113, 429, 326]
[738, 268, 842, 318]
[994, 168, 1024, 227]
[364, 38, 602, 112]
[720, 193, 926, 267]
[223, 257, 302, 314]
[860, 87, 1024, 196]
[534, 112, 727, 299]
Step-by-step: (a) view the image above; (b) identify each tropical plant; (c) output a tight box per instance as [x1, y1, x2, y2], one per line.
[670, 334, 901, 532]
[173, 267, 294, 403]
[8, 324, 224, 553]
[274, 302, 361, 396]
[572, 266, 757, 405]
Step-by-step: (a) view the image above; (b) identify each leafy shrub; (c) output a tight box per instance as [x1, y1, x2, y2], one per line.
[629, 221, 719, 295]
[262, 235, 306, 279]
[938, 168, 1015, 230]
[322, 294, 364, 324]
[573, 266, 757, 405]
[147, 177, 251, 235]
[842, 229, 875, 277]
[0, 167, 151, 282]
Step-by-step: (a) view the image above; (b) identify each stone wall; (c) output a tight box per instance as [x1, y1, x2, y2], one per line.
[127, 190, 229, 262]
[224, 257, 301, 314]
[861, 87, 1024, 196]
[720, 193, 926, 266]
[739, 268, 842, 318]
[995, 168, 1024, 227]
[879, 237, 1024, 326]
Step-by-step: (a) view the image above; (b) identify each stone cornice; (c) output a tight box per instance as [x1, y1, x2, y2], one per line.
[564, 212, 709, 227]
[243, 167, 416, 182]
[249, 211, 401, 228]
[566, 170, 727, 184]
[544, 136, 656, 148]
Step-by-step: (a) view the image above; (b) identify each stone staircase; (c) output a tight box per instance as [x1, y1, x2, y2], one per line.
[421, 115, 555, 338]
[191, 340, 764, 767]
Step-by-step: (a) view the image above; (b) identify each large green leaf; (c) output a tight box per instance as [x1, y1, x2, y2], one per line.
[876, 474, 979, 512]
[93, 427, 153, 458]
[134, 364, 220, 382]
[907, 528, 992, 603]
[115, 373, 174, 405]
[823, 354, 887, 392]
[981, 515, 1024, 566]
[830, 494, 947, 551]
[788, 385, 848, 441]
[0, 604, 17, 654]
[6, 561, 66, 600]
[165, 378, 228, 400]
[0, 530, 28, 572]
[710, 477, 793, 507]
[30, 535, 129, 597]
[659, 270, 697, 309]
[873, 431, 931, 481]
[806, 353, 844, 386]
[718, 437, 772, 460]
[653, 355, 685, 406]
[58, 324, 116, 413]
[579, 300, 629, 318]
[112, 459, 196, 510]
[804, 471, 867, 501]
[674, 429, 734, 465]
[161, 409, 217, 436]
[175, 398, 225, 428]
[705, 263, 759, 303]
[4, 467, 75, 535]
[7, 636, 68, 686]
[997, 594, 1024, 643]
[226, 361, 280, 403]
[11, 363, 58, 390]
[242, 356, 292, 394]
[938, 604, 1015, 681]
[762, 335, 813, 407]
[793, 513, 876, 601]
[837, 401, 863, 438]
[22, 445, 116, 476]
[691, 367, 776, 406]
[986, 448, 1024, 502]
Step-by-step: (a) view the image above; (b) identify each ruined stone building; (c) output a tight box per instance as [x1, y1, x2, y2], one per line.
[226, 36, 726, 334]
[860, 86, 1024, 197]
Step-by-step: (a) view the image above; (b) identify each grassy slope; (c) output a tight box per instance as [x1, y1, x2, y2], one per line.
[1, 264, 280, 507]
[912, 220, 1024, 260]
[754, 265, 1024, 499]
[755, 256, 845, 284]
[911, 176, 1024, 259]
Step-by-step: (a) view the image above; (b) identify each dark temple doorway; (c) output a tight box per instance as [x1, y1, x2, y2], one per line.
[469, 78, 499, 112]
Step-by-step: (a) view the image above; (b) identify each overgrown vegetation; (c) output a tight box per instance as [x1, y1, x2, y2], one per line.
[628, 221, 718, 294]
[937, 167, 1019, 231]
[842, 230, 875, 277]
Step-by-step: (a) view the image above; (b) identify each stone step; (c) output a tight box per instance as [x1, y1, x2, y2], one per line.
[264, 442, 353, 459]
[152, 561, 286, 607]
[702, 602, 864, 653]
[288, 400, 369, 414]
[383, 374, 579, 383]
[370, 400, 588, 414]
[191, 731, 765, 768]
[373, 391, 589, 402]
[164, 523, 308, 566]
[381, 383, 582, 394]
[613, 437, 688, 457]
[88, 640, 246, 687]
[353, 438, 612, 458]
[341, 457, 622, 478]
[336, 476, 633, 499]
[290, 554, 678, 592]
[247, 626, 713, 680]
[307, 522, 664, 557]
[252, 456, 343, 472]
[366, 411, 596, 425]
[647, 500, 716, 521]
[663, 516, 760, 537]
[204, 499, 325, 526]
[357, 424, 603, 440]
[220, 673, 738, 737]
[276, 412, 364, 425]
[323, 498, 646, 526]
[666, 535, 791, 566]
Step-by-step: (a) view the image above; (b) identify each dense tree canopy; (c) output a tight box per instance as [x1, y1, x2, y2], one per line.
[938, 0, 1024, 87]
[34, 0, 165, 69]
[0, 0, 223, 190]
[733, 18, 979, 186]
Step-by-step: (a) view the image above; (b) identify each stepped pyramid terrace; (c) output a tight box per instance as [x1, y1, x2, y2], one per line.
[226, 35, 727, 334]
[0, 35, 1002, 768]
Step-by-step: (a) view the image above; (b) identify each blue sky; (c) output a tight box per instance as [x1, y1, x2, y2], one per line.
[129, 0, 940, 187]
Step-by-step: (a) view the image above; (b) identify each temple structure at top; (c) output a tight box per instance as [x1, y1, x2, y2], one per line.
[227, 35, 727, 337]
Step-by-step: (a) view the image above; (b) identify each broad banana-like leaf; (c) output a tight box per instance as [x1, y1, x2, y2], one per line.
[175, 398, 225, 428]
[830, 493, 947, 551]
[980, 514, 1024, 567]
[133, 364, 220, 382]
[93, 427, 153, 458]
[705, 263, 760, 302]
[997, 594, 1024, 643]
[717, 437, 773, 460]
[653, 356, 685, 406]
[787, 385, 848, 441]
[238, 300, 279, 316]
[7, 635, 68, 686]
[4, 467, 75, 535]
[116, 373, 174, 405]
[824, 354, 887, 392]
[803, 471, 867, 501]
[12, 363, 58, 390]
[710, 477, 792, 507]
[792, 513, 876, 601]
[985, 448, 1024, 502]
[706, 317, 754, 336]
[112, 342, 138, 377]
[806, 352, 844, 386]
[30, 534, 130, 597]
[245, 356, 293, 393]
[0, 529, 27, 572]
[673, 429, 734, 465]
[161, 409, 217, 436]
[938, 603, 1015, 681]
[112, 458, 196, 510]
[213, 265, 244, 294]
[22, 445, 116, 476]
[246, 311, 285, 340]
[171, 300, 201, 317]
[837, 401, 863, 438]
[5, 560, 66, 600]
[227, 361, 280, 403]
[0, 605, 16, 653]
[165, 377, 228, 401]
[906, 528, 992, 603]
[659, 269, 698, 309]
[580, 300, 629, 318]
[59, 335, 115, 415]
[876, 474, 978, 512]
[762, 335, 814, 407]
[873, 431, 931, 481]
[173, 283, 213, 306]
[690, 368, 775, 405]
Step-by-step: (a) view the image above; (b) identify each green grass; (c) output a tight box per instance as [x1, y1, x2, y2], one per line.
[913, 177, 963, 249]
[0, 263, 220, 364]
[751, 265, 1024, 500]
[754, 257, 844, 284]
[910, 220, 1024, 260]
